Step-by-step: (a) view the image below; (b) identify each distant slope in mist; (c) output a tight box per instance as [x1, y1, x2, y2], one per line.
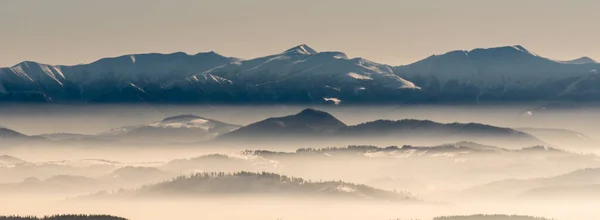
[515, 127, 598, 150]
[93, 172, 415, 201]
[99, 114, 240, 143]
[466, 167, 600, 199]
[0, 155, 27, 165]
[0, 126, 47, 143]
[0, 166, 175, 195]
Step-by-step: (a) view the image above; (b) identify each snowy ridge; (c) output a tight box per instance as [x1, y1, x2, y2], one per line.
[1, 44, 599, 103]
[198, 44, 420, 91]
[395, 45, 600, 99]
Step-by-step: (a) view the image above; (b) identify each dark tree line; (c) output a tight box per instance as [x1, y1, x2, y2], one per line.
[434, 215, 553, 220]
[0, 215, 126, 220]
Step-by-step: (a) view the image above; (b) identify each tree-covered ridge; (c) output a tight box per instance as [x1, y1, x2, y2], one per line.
[0, 215, 126, 220]
[99, 171, 415, 201]
[434, 214, 553, 220]
[247, 142, 575, 158]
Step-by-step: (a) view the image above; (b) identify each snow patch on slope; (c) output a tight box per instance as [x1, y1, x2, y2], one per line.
[149, 118, 212, 130]
[189, 73, 233, 84]
[347, 72, 373, 80]
[323, 97, 342, 105]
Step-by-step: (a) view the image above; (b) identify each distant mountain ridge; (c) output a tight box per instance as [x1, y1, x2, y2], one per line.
[2, 44, 598, 103]
[98, 114, 240, 143]
[0, 109, 548, 148]
[218, 109, 544, 148]
[91, 171, 415, 201]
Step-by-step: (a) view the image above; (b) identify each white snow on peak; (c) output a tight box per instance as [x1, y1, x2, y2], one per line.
[150, 118, 212, 130]
[347, 72, 373, 80]
[511, 45, 538, 57]
[284, 44, 318, 55]
[6, 62, 66, 86]
[130, 55, 136, 64]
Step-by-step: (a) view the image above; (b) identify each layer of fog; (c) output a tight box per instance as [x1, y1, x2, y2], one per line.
[1, 103, 600, 139]
[1, 104, 600, 220]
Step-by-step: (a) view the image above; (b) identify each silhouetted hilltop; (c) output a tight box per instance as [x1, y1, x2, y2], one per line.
[218, 108, 346, 140]
[96, 171, 414, 201]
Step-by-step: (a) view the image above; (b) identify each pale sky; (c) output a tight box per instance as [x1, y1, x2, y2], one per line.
[1, 0, 598, 67]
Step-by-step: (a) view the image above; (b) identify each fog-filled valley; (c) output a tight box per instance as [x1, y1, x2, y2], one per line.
[1, 104, 600, 220]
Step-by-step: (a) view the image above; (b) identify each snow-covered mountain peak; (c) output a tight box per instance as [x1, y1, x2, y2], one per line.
[283, 44, 318, 55]
[468, 45, 539, 57]
[150, 115, 214, 129]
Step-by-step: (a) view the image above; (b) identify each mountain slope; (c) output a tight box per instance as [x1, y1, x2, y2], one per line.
[515, 127, 598, 150]
[395, 45, 600, 102]
[466, 168, 600, 199]
[2, 44, 600, 103]
[0, 52, 239, 102]
[194, 44, 419, 103]
[218, 108, 346, 140]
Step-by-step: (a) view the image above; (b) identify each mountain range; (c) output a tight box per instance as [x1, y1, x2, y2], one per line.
[0, 109, 577, 149]
[218, 109, 544, 148]
[1, 45, 598, 103]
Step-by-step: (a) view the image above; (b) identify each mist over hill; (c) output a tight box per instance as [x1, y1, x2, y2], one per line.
[90, 171, 415, 202]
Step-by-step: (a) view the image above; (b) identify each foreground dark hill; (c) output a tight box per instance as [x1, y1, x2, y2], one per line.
[1, 44, 599, 103]
[92, 172, 414, 201]
[0, 215, 127, 220]
[218, 108, 544, 148]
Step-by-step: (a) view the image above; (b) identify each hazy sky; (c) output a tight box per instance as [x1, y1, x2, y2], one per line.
[1, 0, 598, 67]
